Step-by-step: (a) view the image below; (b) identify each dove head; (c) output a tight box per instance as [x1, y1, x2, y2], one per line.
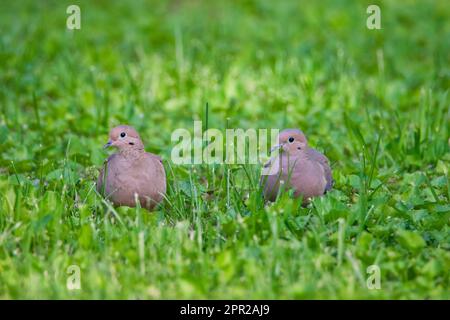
[104, 125, 145, 152]
[275, 129, 308, 155]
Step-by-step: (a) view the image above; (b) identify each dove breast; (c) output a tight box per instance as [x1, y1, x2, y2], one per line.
[97, 152, 166, 210]
[261, 147, 332, 203]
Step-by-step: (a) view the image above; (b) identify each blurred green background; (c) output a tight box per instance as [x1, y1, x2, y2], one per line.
[0, 0, 449, 299]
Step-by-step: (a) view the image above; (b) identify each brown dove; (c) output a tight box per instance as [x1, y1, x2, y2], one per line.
[261, 129, 332, 204]
[97, 125, 166, 211]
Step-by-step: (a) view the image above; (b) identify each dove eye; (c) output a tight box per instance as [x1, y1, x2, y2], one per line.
[120, 132, 126, 138]
[288, 137, 294, 143]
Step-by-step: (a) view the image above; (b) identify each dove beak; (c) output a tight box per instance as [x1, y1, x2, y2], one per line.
[103, 141, 113, 149]
[270, 143, 285, 153]
[270, 143, 284, 153]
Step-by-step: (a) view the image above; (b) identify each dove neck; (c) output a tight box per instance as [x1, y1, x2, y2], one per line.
[120, 147, 145, 160]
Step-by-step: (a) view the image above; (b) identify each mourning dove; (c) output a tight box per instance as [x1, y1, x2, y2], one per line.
[261, 129, 333, 204]
[97, 125, 166, 211]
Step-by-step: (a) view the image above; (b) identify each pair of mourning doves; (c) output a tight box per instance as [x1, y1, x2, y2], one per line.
[261, 129, 333, 204]
[97, 125, 166, 211]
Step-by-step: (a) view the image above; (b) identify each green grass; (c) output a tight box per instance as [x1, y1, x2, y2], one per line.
[0, 0, 449, 299]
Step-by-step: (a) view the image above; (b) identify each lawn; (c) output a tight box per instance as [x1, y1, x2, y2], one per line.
[0, 0, 449, 299]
